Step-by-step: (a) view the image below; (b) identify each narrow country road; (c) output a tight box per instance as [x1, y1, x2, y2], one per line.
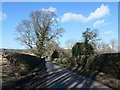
[3, 60, 112, 90]
[43, 60, 112, 89]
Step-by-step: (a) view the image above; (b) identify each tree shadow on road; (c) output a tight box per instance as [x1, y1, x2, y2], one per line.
[2, 60, 110, 90]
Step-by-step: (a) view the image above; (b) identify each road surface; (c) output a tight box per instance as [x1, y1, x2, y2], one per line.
[40, 60, 112, 89]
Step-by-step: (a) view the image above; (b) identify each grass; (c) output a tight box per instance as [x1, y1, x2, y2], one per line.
[96, 73, 120, 89]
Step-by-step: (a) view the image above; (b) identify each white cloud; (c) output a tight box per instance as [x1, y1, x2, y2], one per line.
[61, 13, 86, 22]
[61, 4, 109, 23]
[0, 12, 7, 20]
[93, 19, 105, 27]
[87, 4, 109, 22]
[41, 7, 56, 13]
[105, 31, 112, 35]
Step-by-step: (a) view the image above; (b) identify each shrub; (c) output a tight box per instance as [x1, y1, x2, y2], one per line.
[4, 52, 46, 77]
[85, 53, 120, 79]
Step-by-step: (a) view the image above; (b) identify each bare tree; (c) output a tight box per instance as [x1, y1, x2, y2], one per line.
[65, 39, 77, 49]
[96, 39, 118, 54]
[82, 28, 100, 53]
[109, 39, 118, 53]
[16, 10, 64, 57]
[97, 42, 113, 54]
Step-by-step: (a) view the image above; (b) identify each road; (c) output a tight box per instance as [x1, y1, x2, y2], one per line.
[41, 60, 111, 89]
[3, 60, 112, 89]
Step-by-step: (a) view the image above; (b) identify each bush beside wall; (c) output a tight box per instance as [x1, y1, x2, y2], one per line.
[4, 52, 46, 76]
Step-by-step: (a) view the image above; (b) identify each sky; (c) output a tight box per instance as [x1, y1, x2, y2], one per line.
[1, 2, 118, 49]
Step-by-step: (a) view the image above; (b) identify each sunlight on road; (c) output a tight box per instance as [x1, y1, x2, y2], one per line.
[46, 60, 61, 72]
[44, 60, 112, 89]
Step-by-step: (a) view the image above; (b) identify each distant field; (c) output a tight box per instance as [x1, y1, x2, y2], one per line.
[0, 48, 30, 54]
[0, 51, 2, 63]
[0, 51, 2, 56]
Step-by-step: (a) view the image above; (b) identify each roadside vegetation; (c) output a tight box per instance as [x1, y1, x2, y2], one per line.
[2, 51, 46, 89]
[51, 29, 120, 89]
